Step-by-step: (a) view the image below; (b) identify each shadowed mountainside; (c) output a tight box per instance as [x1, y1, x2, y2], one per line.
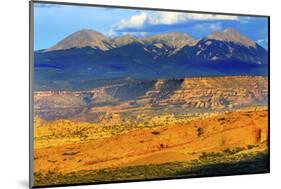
[34, 28, 268, 91]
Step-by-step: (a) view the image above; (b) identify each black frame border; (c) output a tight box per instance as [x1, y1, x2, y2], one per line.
[29, 1, 270, 188]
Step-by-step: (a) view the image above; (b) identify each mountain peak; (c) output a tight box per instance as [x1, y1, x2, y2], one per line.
[142, 32, 197, 48]
[46, 29, 111, 52]
[223, 28, 239, 34]
[207, 28, 256, 48]
[112, 34, 141, 47]
[74, 29, 104, 35]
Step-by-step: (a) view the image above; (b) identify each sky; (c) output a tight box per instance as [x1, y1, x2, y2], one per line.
[34, 2, 269, 50]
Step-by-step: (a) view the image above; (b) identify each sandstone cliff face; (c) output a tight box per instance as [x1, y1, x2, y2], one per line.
[127, 76, 268, 110]
[167, 76, 268, 109]
[34, 76, 268, 122]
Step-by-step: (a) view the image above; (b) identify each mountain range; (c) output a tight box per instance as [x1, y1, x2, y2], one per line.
[34, 28, 268, 90]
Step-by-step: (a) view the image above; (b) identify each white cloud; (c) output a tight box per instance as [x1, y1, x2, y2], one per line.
[113, 12, 239, 31]
[256, 39, 268, 49]
[257, 39, 268, 43]
[192, 22, 223, 32]
[121, 31, 149, 36]
[209, 23, 223, 31]
[120, 12, 148, 29]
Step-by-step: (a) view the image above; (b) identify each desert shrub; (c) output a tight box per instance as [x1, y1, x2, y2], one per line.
[223, 148, 233, 154]
[223, 147, 245, 155]
[247, 144, 256, 150]
[197, 127, 204, 136]
[234, 147, 245, 153]
[151, 131, 160, 135]
[199, 152, 223, 160]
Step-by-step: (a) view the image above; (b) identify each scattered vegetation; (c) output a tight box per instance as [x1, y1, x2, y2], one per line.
[223, 147, 245, 155]
[247, 144, 258, 150]
[34, 150, 268, 187]
[33, 107, 269, 187]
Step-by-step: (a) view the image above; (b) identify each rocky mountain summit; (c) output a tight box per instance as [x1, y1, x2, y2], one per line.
[207, 28, 256, 48]
[45, 29, 197, 51]
[34, 28, 268, 90]
[44, 28, 263, 53]
[47, 29, 112, 51]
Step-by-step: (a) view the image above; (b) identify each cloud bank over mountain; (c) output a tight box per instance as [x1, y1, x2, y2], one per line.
[34, 4, 268, 50]
[108, 12, 251, 37]
[114, 12, 239, 30]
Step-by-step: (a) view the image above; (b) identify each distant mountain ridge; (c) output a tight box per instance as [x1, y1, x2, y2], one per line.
[45, 29, 198, 52]
[44, 28, 263, 52]
[34, 28, 268, 90]
[41, 28, 268, 65]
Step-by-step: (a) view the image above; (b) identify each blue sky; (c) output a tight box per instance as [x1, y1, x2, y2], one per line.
[34, 3, 268, 50]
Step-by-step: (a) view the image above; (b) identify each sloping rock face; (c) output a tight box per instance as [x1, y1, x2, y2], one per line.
[166, 76, 268, 109]
[34, 76, 268, 122]
[207, 28, 256, 48]
[46, 29, 112, 51]
[34, 108, 268, 174]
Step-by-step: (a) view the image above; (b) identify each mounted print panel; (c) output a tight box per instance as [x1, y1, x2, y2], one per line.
[30, 1, 269, 188]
